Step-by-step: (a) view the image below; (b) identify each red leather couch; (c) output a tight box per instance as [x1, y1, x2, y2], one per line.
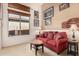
[36, 31, 68, 54]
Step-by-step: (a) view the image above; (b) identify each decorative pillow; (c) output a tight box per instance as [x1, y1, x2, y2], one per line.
[54, 33, 62, 40]
[49, 32, 54, 38]
[59, 35, 64, 39]
[53, 31, 58, 35]
[47, 32, 53, 40]
[59, 32, 67, 38]
[43, 32, 48, 38]
[56, 35, 61, 40]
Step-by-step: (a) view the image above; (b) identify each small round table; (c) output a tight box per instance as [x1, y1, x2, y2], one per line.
[67, 39, 79, 56]
[30, 40, 44, 56]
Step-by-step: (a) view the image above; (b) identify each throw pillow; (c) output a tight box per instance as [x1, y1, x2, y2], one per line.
[43, 32, 48, 38]
[47, 32, 53, 40]
[54, 33, 62, 40]
[49, 32, 54, 38]
[59, 32, 67, 38]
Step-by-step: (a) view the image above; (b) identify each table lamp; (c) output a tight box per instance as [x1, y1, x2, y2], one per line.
[70, 24, 77, 41]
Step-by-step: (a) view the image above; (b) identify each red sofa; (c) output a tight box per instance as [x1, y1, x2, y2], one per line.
[36, 31, 68, 54]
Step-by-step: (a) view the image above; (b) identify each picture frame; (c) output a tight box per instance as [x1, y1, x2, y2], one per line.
[34, 10, 39, 27]
[44, 6, 54, 20]
[45, 18, 52, 25]
[43, 6, 54, 25]
[59, 3, 70, 11]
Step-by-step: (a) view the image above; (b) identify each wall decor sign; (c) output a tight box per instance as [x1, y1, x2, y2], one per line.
[59, 3, 70, 11]
[62, 18, 79, 29]
[43, 6, 54, 25]
[34, 10, 39, 27]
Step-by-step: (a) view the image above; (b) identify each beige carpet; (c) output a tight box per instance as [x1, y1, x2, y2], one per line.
[0, 43, 76, 56]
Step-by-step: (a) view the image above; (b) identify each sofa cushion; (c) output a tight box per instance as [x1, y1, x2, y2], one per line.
[59, 32, 67, 38]
[53, 33, 59, 39]
[39, 33, 44, 38]
[47, 32, 54, 40]
[54, 32, 66, 40]
[47, 40, 56, 47]
[49, 32, 54, 38]
[53, 31, 58, 35]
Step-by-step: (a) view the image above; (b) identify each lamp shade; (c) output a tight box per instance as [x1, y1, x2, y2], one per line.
[70, 24, 77, 31]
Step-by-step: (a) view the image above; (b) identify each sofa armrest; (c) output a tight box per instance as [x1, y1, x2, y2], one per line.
[56, 38, 68, 47]
[36, 35, 40, 39]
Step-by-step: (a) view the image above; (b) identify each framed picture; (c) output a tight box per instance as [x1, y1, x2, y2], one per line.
[43, 6, 54, 26]
[44, 6, 54, 20]
[59, 3, 70, 11]
[45, 18, 52, 25]
[34, 10, 39, 27]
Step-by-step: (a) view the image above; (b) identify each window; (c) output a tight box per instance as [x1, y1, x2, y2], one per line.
[8, 13, 30, 36]
[20, 16, 30, 35]
[8, 3, 30, 36]
[9, 20, 20, 36]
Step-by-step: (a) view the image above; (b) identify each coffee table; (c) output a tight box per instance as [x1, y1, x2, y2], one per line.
[30, 40, 44, 56]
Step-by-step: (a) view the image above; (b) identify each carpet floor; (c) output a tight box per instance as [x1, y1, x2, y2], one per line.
[0, 43, 78, 56]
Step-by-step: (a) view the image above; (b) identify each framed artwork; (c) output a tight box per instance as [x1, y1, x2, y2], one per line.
[43, 6, 54, 25]
[59, 3, 70, 11]
[45, 18, 52, 25]
[44, 6, 54, 20]
[34, 10, 39, 27]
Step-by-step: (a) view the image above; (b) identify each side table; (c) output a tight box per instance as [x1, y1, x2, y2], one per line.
[67, 40, 79, 56]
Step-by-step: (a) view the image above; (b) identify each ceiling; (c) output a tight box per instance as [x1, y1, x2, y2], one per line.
[21, 3, 43, 7]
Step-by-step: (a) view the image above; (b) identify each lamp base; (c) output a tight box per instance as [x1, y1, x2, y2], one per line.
[72, 39, 76, 41]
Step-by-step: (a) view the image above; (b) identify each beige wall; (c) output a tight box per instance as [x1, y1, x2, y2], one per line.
[42, 3, 79, 30]
[2, 3, 79, 47]
[2, 3, 42, 47]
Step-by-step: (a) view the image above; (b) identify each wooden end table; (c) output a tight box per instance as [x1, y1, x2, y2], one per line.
[67, 39, 79, 56]
[30, 40, 44, 56]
